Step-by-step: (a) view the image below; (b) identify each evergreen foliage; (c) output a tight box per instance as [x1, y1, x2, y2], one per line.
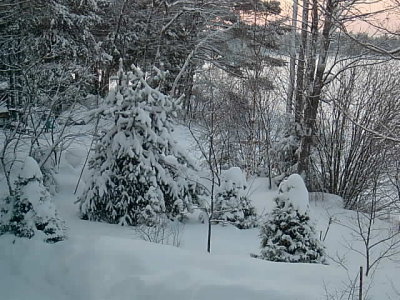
[214, 167, 258, 229]
[79, 65, 198, 226]
[96, 0, 204, 96]
[0, 0, 101, 110]
[0, 157, 66, 243]
[257, 175, 326, 263]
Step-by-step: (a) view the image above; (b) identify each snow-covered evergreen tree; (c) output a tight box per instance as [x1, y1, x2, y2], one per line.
[214, 167, 257, 229]
[0, 157, 66, 243]
[257, 174, 325, 263]
[79, 65, 198, 226]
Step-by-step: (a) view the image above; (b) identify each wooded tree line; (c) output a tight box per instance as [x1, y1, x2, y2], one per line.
[283, 0, 400, 215]
[1, 0, 400, 215]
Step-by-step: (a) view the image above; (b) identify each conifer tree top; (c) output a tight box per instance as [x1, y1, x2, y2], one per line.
[20, 157, 43, 181]
[221, 167, 247, 190]
[278, 174, 309, 215]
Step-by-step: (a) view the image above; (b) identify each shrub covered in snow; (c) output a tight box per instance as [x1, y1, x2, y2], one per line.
[79, 66, 199, 226]
[257, 174, 325, 263]
[134, 215, 184, 247]
[213, 167, 258, 229]
[0, 157, 66, 243]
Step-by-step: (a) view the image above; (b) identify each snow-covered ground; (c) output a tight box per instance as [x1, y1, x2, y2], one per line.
[0, 125, 399, 300]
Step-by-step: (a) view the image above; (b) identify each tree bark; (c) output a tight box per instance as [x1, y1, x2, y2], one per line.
[294, 0, 309, 125]
[287, 0, 298, 114]
[297, 0, 337, 179]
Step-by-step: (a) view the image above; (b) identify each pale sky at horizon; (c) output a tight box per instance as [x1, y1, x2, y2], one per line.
[278, 0, 400, 34]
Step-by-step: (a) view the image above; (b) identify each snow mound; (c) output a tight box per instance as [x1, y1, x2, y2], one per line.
[0, 103, 8, 113]
[0, 81, 8, 90]
[309, 192, 343, 208]
[64, 148, 84, 169]
[221, 167, 247, 189]
[279, 174, 309, 214]
[20, 156, 43, 181]
[0, 234, 334, 300]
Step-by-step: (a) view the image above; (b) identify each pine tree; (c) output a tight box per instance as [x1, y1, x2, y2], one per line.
[96, 0, 204, 96]
[214, 167, 258, 229]
[0, 0, 101, 110]
[0, 157, 66, 243]
[79, 65, 198, 226]
[257, 174, 326, 263]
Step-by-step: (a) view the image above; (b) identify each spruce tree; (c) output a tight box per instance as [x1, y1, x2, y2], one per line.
[214, 167, 257, 229]
[257, 174, 326, 263]
[79, 66, 198, 226]
[0, 157, 66, 243]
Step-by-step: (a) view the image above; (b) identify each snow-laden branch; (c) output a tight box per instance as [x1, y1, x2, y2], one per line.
[170, 22, 237, 96]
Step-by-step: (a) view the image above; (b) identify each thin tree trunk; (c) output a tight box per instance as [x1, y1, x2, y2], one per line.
[294, 0, 309, 125]
[207, 75, 216, 253]
[359, 266, 363, 300]
[287, 0, 298, 114]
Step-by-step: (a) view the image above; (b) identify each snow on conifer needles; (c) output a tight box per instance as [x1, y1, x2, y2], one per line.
[0, 157, 66, 243]
[214, 167, 258, 229]
[255, 174, 326, 264]
[78, 66, 200, 226]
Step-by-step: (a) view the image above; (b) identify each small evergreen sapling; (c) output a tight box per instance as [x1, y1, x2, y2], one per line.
[257, 174, 326, 263]
[79, 66, 198, 226]
[214, 167, 258, 229]
[0, 157, 66, 243]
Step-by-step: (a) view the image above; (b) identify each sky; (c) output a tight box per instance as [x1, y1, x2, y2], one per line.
[347, 0, 400, 33]
[279, 0, 400, 34]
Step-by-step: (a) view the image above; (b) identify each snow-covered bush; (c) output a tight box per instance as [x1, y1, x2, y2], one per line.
[0, 157, 66, 243]
[214, 167, 258, 229]
[257, 174, 326, 263]
[134, 215, 184, 247]
[79, 66, 199, 226]
[31, 147, 59, 195]
[268, 117, 299, 178]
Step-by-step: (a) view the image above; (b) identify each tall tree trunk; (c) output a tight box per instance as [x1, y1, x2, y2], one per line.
[287, 0, 298, 114]
[297, 0, 337, 179]
[294, 0, 309, 125]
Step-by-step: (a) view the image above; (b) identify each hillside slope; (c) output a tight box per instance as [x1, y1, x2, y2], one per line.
[0, 125, 399, 300]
